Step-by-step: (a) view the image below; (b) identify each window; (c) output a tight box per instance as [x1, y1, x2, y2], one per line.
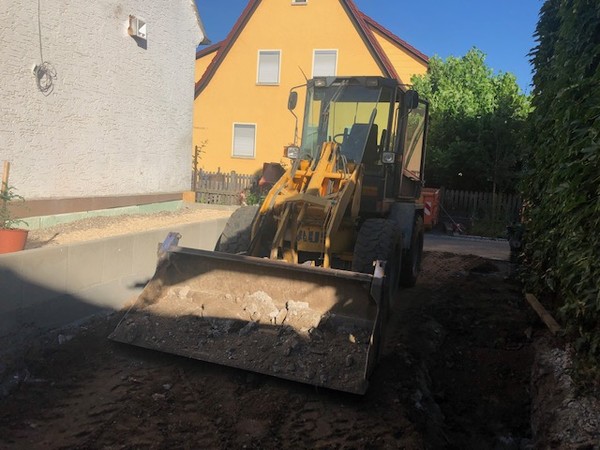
[257, 50, 281, 85]
[312, 50, 337, 77]
[232, 123, 256, 158]
[292, 0, 307, 4]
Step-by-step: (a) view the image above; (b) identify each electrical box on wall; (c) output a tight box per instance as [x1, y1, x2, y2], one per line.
[128, 15, 147, 40]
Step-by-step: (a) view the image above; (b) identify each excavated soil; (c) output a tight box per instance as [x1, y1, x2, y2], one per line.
[1, 245, 542, 449]
[2, 209, 597, 448]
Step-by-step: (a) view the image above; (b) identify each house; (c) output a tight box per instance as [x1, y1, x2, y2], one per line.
[193, 0, 428, 175]
[1, 0, 208, 219]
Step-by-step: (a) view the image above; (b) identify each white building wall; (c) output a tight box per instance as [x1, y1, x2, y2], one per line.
[0, 0, 204, 199]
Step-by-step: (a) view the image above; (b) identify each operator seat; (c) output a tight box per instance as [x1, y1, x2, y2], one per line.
[343, 123, 379, 164]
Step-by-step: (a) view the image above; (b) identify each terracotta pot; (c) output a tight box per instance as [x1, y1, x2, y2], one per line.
[0, 228, 29, 254]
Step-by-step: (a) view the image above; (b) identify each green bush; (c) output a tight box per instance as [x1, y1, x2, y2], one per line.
[522, 0, 600, 386]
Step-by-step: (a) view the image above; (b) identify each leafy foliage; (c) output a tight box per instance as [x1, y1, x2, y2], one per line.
[0, 185, 27, 229]
[522, 0, 600, 384]
[411, 48, 531, 192]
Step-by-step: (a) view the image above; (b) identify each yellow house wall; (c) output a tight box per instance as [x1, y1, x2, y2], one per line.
[193, 0, 425, 175]
[194, 49, 218, 83]
[370, 29, 428, 85]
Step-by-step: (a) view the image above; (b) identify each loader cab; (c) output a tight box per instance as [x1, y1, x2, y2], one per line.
[297, 77, 397, 168]
[290, 76, 428, 213]
[393, 90, 428, 201]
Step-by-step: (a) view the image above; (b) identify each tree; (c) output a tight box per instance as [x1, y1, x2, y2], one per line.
[411, 48, 531, 193]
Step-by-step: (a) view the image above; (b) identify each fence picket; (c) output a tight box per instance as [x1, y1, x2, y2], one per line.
[441, 189, 521, 222]
[192, 169, 258, 205]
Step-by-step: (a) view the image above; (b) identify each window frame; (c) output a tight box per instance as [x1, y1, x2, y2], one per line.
[256, 50, 282, 85]
[232, 123, 257, 159]
[312, 49, 338, 77]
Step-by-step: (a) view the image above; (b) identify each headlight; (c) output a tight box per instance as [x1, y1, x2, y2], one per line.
[314, 78, 327, 87]
[285, 145, 300, 159]
[382, 152, 395, 164]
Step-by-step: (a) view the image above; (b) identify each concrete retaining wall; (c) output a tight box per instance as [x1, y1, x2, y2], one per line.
[0, 217, 228, 338]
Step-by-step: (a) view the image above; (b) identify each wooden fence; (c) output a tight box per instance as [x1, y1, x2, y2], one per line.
[189, 165, 521, 220]
[191, 169, 257, 205]
[441, 189, 521, 222]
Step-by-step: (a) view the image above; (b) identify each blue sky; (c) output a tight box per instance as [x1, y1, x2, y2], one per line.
[195, 0, 542, 94]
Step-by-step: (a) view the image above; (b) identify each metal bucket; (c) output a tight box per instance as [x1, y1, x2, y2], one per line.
[110, 238, 383, 394]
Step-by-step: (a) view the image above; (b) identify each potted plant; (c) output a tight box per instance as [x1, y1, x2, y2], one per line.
[0, 184, 29, 254]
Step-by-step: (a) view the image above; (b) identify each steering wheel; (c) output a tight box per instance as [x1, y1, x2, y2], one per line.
[333, 133, 346, 144]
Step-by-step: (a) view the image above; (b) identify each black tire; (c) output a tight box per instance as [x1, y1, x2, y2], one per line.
[352, 219, 402, 366]
[352, 219, 402, 296]
[215, 206, 259, 254]
[400, 215, 424, 287]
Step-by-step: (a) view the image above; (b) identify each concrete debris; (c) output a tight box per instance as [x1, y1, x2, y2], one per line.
[243, 291, 278, 323]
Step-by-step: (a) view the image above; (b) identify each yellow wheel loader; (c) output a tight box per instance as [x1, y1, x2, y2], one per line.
[110, 76, 428, 394]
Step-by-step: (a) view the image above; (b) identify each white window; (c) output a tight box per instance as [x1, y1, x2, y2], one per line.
[257, 50, 281, 85]
[232, 123, 256, 158]
[312, 50, 337, 77]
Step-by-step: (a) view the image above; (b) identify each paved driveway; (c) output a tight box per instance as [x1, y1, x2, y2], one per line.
[424, 232, 510, 261]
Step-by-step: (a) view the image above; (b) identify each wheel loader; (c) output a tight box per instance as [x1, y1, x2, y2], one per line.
[110, 76, 428, 394]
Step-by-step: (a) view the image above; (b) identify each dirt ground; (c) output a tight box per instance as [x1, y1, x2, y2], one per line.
[1, 210, 597, 449]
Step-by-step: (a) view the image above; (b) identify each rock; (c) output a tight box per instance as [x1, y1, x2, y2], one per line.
[243, 291, 279, 323]
[275, 309, 288, 325]
[152, 393, 165, 401]
[162, 384, 172, 391]
[287, 300, 310, 311]
[177, 287, 190, 298]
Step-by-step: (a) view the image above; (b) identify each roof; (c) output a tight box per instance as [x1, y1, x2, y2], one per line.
[194, 0, 428, 98]
[359, 13, 429, 64]
[196, 42, 222, 59]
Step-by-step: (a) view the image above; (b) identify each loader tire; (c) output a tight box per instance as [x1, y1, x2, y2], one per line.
[400, 215, 424, 287]
[352, 219, 401, 366]
[215, 205, 259, 254]
[352, 219, 402, 316]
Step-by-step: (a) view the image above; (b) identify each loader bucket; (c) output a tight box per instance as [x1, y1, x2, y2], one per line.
[110, 236, 384, 394]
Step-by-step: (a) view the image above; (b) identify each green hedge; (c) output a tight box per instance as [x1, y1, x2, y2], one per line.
[523, 0, 600, 384]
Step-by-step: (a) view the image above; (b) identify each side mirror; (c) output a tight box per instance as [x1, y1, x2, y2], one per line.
[288, 91, 298, 111]
[405, 90, 419, 110]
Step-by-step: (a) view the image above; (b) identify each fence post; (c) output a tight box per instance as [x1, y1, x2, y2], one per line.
[192, 146, 200, 191]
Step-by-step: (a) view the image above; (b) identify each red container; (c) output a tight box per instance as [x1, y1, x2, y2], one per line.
[0, 228, 29, 254]
[421, 188, 441, 229]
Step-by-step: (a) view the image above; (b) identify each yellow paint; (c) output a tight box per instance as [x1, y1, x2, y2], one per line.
[370, 28, 428, 86]
[193, 0, 428, 175]
[195, 48, 219, 83]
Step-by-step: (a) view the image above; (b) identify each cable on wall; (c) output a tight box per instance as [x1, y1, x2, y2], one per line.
[35, 0, 57, 95]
